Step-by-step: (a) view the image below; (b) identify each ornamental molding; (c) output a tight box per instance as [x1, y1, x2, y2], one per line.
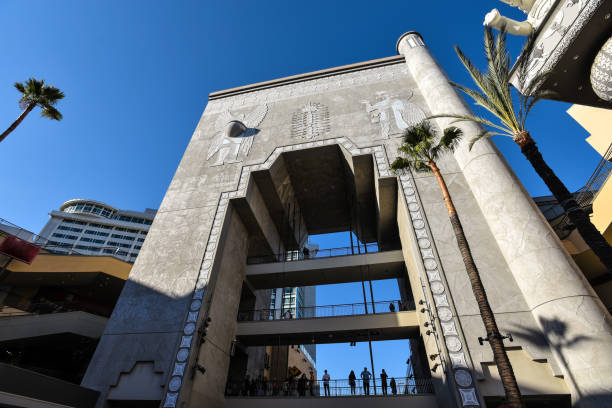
[205, 63, 409, 114]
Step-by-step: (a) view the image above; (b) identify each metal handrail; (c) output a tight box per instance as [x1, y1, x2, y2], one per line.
[237, 299, 415, 322]
[225, 376, 434, 397]
[247, 243, 380, 264]
[0, 301, 111, 318]
[553, 142, 612, 239]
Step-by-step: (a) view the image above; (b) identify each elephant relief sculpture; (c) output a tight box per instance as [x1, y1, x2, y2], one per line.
[483, 0, 557, 36]
[207, 104, 268, 166]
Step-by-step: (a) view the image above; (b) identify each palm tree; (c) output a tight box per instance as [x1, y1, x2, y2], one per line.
[0, 78, 65, 143]
[391, 121, 523, 408]
[434, 27, 612, 273]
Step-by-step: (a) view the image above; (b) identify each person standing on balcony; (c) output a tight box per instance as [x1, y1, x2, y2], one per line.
[390, 377, 397, 395]
[322, 369, 331, 396]
[380, 369, 388, 395]
[348, 370, 357, 395]
[360, 367, 371, 395]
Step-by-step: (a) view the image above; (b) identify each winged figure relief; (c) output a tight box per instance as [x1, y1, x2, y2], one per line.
[206, 104, 268, 166]
[361, 92, 426, 140]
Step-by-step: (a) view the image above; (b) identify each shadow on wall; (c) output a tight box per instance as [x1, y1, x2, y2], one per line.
[511, 316, 597, 404]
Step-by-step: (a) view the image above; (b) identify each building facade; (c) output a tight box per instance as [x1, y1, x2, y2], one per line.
[82, 31, 612, 408]
[38, 199, 156, 263]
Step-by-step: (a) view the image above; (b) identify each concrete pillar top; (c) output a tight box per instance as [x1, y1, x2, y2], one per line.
[396, 31, 425, 55]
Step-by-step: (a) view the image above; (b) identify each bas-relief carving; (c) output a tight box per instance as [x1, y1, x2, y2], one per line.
[361, 90, 426, 140]
[291, 102, 330, 139]
[206, 104, 268, 166]
[508, 0, 602, 90]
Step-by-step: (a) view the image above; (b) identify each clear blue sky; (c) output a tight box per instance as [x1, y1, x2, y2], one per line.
[0, 0, 602, 381]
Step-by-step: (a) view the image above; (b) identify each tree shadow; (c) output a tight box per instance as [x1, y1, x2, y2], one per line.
[511, 316, 591, 401]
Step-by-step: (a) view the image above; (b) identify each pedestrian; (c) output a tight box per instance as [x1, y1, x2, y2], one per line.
[310, 372, 315, 396]
[298, 374, 307, 396]
[360, 367, 371, 395]
[348, 370, 356, 395]
[242, 375, 250, 396]
[380, 369, 388, 395]
[389, 302, 396, 312]
[390, 377, 397, 395]
[302, 246, 310, 259]
[322, 369, 331, 396]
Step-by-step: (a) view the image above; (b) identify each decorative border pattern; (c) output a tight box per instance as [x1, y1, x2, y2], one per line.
[520, 0, 603, 87]
[205, 63, 409, 114]
[162, 135, 481, 406]
[162, 137, 391, 407]
[397, 170, 481, 407]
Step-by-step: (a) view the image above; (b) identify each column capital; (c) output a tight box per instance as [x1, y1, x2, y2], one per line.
[396, 31, 425, 55]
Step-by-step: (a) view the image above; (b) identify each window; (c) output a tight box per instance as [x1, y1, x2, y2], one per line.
[57, 226, 82, 233]
[52, 233, 78, 240]
[137, 238, 145, 242]
[84, 230, 109, 237]
[62, 219, 86, 225]
[80, 237, 105, 244]
[134, 245, 142, 250]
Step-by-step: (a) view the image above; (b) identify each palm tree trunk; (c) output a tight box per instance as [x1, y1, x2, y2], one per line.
[429, 160, 523, 408]
[0, 103, 35, 143]
[515, 131, 612, 273]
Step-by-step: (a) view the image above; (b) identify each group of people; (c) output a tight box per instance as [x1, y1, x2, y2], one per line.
[323, 368, 398, 396]
[229, 367, 400, 397]
[229, 373, 317, 397]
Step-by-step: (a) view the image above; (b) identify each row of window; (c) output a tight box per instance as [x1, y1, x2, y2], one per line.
[80, 237, 105, 244]
[88, 222, 113, 230]
[64, 203, 115, 218]
[107, 241, 132, 248]
[52, 233, 78, 240]
[113, 215, 153, 225]
[57, 225, 82, 233]
[84, 230, 109, 237]
[62, 219, 86, 225]
[111, 233, 135, 241]
[137, 237, 145, 242]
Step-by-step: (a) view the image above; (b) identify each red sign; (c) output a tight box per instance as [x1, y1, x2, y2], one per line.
[0, 235, 40, 264]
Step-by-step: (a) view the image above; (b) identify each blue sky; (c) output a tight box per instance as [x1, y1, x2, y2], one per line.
[0, 1, 603, 381]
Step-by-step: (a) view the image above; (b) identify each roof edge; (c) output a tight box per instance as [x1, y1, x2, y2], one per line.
[209, 55, 405, 100]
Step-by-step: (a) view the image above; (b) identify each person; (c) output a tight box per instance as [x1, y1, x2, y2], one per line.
[322, 369, 331, 396]
[298, 374, 307, 396]
[310, 372, 315, 396]
[390, 377, 397, 395]
[360, 367, 371, 395]
[380, 369, 388, 395]
[302, 246, 310, 259]
[348, 370, 356, 395]
[389, 302, 396, 312]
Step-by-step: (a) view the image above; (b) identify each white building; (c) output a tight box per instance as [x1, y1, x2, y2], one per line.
[38, 199, 156, 263]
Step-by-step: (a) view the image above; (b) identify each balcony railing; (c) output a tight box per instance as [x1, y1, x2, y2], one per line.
[0, 300, 111, 318]
[225, 376, 434, 397]
[237, 299, 415, 322]
[247, 243, 380, 264]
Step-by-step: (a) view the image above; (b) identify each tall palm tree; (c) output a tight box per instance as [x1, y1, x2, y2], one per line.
[0, 78, 65, 143]
[434, 27, 612, 273]
[391, 121, 523, 408]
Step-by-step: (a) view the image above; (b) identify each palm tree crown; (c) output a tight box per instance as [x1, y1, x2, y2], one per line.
[438, 26, 612, 273]
[391, 121, 463, 172]
[439, 27, 553, 149]
[0, 78, 65, 144]
[15, 78, 65, 120]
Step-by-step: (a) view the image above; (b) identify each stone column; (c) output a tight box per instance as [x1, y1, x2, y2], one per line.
[397, 31, 612, 406]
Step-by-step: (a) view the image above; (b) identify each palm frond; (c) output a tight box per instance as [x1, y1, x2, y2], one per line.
[40, 105, 63, 121]
[413, 160, 432, 173]
[450, 81, 515, 130]
[439, 126, 463, 152]
[41, 86, 65, 103]
[14, 82, 25, 94]
[468, 130, 502, 151]
[427, 113, 514, 137]
[391, 156, 413, 171]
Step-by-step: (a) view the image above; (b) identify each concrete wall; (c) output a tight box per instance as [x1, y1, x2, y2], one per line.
[83, 32, 612, 408]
